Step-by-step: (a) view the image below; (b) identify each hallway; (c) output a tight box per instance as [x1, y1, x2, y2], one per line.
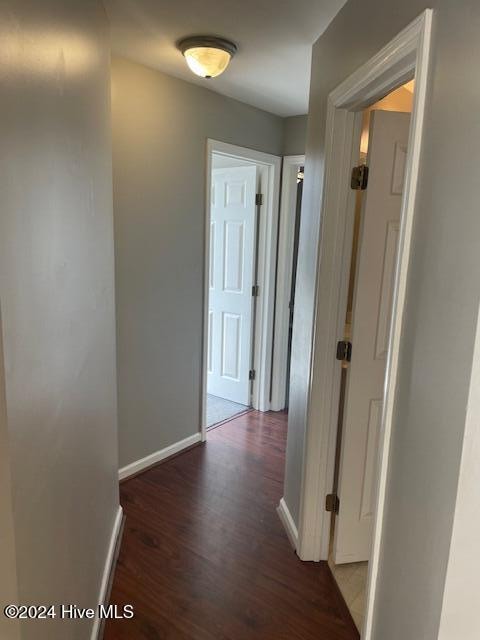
[104, 411, 359, 639]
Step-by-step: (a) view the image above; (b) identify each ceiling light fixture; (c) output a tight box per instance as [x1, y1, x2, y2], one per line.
[177, 36, 237, 79]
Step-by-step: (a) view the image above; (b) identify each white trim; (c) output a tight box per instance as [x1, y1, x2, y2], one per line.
[118, 433, 202, 481]
[271, 155, 305, 411]
[277, 497, 299, 550]
[202, 140, 282, 440]
[295, 9, 433, 639]
[90, 505, 123, 640]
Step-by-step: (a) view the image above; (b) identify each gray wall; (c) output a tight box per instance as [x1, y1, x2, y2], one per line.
[283, 115, 308, 156]
[0, 2, 120, 639]
[284, 1, 480, 638]
[0, 310, 20, 640]
[112, 57, 284, 468]
[437, 303, 480, 639]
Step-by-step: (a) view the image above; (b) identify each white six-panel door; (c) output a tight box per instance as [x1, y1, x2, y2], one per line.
[207, 166, 257, 405]
[334, 110, 411, 564]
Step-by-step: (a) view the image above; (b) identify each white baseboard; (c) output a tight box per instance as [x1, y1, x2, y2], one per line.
[277, 497, 298, 550]
[90, 505, 123, 640]
[118, 432, 202, 481]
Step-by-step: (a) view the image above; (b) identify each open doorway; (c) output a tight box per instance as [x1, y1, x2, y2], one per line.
[202, 141, 281, 436]
[271, 155, 305, 411]
[289, 14, 434, 640]
[327, 81, 415, 632]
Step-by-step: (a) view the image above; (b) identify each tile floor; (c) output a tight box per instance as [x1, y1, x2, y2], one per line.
[206, 393, 250, 428]
[329, 558, 368, 632]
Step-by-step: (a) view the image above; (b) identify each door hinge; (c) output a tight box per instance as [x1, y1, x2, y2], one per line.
[252, 284, 259, 297]
[326, 493, 340, 514]
[249, 369, 256, 381]
[336, 340, 352, 362]
[351, 164, 369, 190]
[255, 193, 264, 206]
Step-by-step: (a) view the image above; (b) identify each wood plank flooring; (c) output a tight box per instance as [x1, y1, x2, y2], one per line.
[104, 411, 359, 640]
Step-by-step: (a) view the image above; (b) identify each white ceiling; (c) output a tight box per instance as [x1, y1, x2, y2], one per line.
[104, 0, 347, 117]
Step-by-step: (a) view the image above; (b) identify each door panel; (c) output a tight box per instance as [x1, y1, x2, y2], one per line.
[221, 312, 241, 379]
[359, 398, 383, 520]
[374, 221, 400, 359]
[207, 311, 214, 374]
[334, 110, 411, 564]
[209, 222, 215, 289]
[223, 221, 244, 292]
[207, 165, 257, 405]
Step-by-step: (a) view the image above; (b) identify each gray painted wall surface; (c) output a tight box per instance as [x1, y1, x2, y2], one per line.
[283, 115, 308, 156]
[0, 2, 119, 638]
[284, 1, 480, 639]
[112, 57, 284, 468]
[0, 310, 20, 639]
[437, 303, 480, 639]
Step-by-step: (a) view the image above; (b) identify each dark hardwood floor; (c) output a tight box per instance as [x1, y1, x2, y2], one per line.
[104, 411, 359, 640]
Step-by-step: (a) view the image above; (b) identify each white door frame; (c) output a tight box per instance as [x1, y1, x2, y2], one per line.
[202, 140, 281, 440]
[271, 155, 305, 411]
[295, 9, 432, 639]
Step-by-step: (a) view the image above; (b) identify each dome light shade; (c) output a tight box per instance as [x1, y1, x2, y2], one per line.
[178, 36, 237, 79]
[184, 47, 231, 78]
